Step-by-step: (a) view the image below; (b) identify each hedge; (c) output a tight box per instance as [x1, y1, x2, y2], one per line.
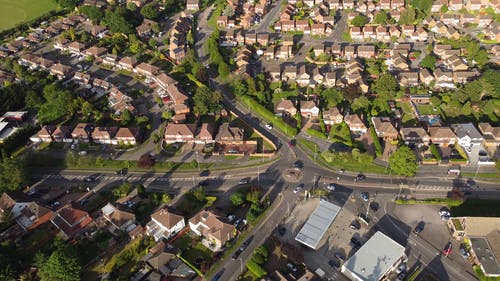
[237, 95, 297, 137]
[429, 144, 442, 161]
[369, 125, 383, 157]
[246, 260, 267, 278]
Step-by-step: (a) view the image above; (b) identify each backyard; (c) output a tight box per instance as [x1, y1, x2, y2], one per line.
[173, 234, 215, 274]
[0, 0, 58, 31]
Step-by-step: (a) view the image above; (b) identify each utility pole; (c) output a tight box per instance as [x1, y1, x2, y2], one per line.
[196, 151, 201, 175]
[397, 183, 403, 200]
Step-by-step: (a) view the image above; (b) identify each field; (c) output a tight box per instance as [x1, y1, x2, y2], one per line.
[0, 0, 58, 31]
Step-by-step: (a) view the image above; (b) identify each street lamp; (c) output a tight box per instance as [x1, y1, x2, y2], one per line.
[196, 151, 201, 175]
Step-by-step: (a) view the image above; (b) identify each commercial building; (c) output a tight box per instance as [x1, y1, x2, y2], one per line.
[295, 199, 341, 249]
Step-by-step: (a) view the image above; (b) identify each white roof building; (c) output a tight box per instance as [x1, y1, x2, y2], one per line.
[295, 199, 341, 249]
[341, 231, 406, 281]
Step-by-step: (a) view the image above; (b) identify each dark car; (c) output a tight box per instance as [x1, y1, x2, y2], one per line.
[240, 236, 254, 251]
[84, 176, 96, 182]
[414, 221, 425, 234]
[292, 160, 303, 169]
[199, 170, 210, 177]
[369, 202, 379, 212]
[278, 226, 286, 236]
[117, 168, 128, 176]
[231, 249, 242, 260]
[288, 139, 296, 147]
[356, 174, 366, 181]
[198, 180, 210, 187]
[211, 270, 224, 281]
[334, 252, 345, 261]
[329, 259, 340, 268]
[351, 237, 362, 247]
[349, 220, 361, 230]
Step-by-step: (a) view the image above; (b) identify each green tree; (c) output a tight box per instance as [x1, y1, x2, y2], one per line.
[351, 15, 368, 27]
[79, 5, 104, 22]
[0, 155, 28, 193]
[389, 146, 418, 176]
[322, 88, 343, 107]
[120, 109, 133, 125]
[440, 5, 448, 13]
[38, 247, 81, 281]
[246, 190, 261, 204]
[231, 79, 248, 97]
[57, 0, 78, 9]
[193, 187, 206, 202]
[372, 74, 398, 99]
[161, 110, 174, 120]
[373, 11, 388, 24]
[398, 6, 416, 25]
[141, 2, 160, 20]
[193, 87, 222, 116]
[104, 8, 135, 34]
[412, 0, 432, 15]
[351, 95, 370, 113]
[230, 192, 245, 206]
[420, 54, 437, 70]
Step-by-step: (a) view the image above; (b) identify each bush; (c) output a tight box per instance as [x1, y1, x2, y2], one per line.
[369, 126, 383, 157]
[430, 144, 442, 161]
[230, 192, 244, 206]
[137, 154, 155, 169]
[246, 260, 267, 278]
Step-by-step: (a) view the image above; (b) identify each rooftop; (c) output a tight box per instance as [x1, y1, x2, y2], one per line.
[295, 200, 341, 249]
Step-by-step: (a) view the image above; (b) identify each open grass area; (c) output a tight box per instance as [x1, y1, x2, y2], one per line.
[417, 104, 437, 115]
[0, 0, 59, 31]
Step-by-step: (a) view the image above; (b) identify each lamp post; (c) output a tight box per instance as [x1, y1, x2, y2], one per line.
[196, 151, 201, 175]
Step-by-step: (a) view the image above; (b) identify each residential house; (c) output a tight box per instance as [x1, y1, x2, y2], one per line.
[267, 64, 281, 81]
[300, 100, 320, 118]
[275, 99, 297, 117]
[357, 45, 376, 58]
[136, 19, 157, 38]
[434, 68, 454, 88]
[398, 71, 419, 87]
[363, 26, 376, 40]
[217, 16, 228, 28]
[84, 46, 107, 59]
[195, 123, 214, 144]
[311, 67, 324, 86]
[276, 45, 293, 59]
[256, 33, 270, 46]
[52, 126, 73, 143]
[345, 114, 368, 134]
[297, 65, 311, 87]
[323, 107, 343, 125]
[392, 54, 410, 71]
[155, 73, 177, 90]
[73, 71, 91, 86]
[101, 203, 137, 234]
[71, 123, 94, 142]
[281, 20, 295, 32]
[0, 192, 52, 231]
[263, 46, 275, 60]
[164, 123, 196, 144]
[51, 204, 92, 239]
[331, 44, 342, 57]
[401, 127, 430, 147]
[380, 0, 391, 9]
[134, 62, 160, 77]
[30, 125, 56, 143]
[451, 123, 484, 149]
[114, 127, 139, 145]
[389, 26, 401, 38]
[295, 20, 309, 32]
[92, 127, 118, 144]
[311, 24, 325, 35]
[446, 55, 468, 71]
[92, 78, 111, 91]
[186, 0, 199, 10]
[371, 117, 398, 141]
[344, 45, 356, 59]
[146, 208, 185, 241]
[215, 123, 245, 144]
[432, 0, 447, 12]
[419, 69, 435, 86]
[453, 70, 479, 84]
[49, 63, 73, 79]
[188, 210, 236, 252]
[429, 126, 458, 146]
[102, 53, 118, 67]
[67, 41, 86, 55]
[324, 71, 337, 87]
[376, 26, 390, 41]
[282, 65, 297, 81]
[449, 0, 464, 10]
[119, 56, 138, 72]
[391, 0, 405, 9]
[108, 88, 135, 114]
[350, 27, 363, 40]
[477, 15, 493, 27]
[478, 123, 500, 147]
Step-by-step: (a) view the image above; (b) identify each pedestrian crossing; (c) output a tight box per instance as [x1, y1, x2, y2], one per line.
[411, 184, 453, 191]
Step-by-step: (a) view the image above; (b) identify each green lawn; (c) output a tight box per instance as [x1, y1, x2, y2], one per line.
[0, 0, 58, 31]
[417, 104, 437, 115]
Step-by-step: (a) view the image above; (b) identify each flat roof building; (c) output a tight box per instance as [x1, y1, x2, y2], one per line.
[295, 199, 341, 249]
[341, 231, 406, 281]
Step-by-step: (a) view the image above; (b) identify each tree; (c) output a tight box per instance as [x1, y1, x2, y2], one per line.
[79, 5, 104, 22]
[137, 154, 155, 169]
[218, 62, 230, 78]
[193, 87, 222, 116]
[56, 0, 78, 9]
[223, 6, 234, 17]
[351, 15, 368, 27]
[38, 247, 81, 281]
[230, 192, 244, 206]
[351, 95, 370, 113]
[161, 110, 173, 120]
[389, 146, 418, 176]
[322, 88, 343, 107]
[420, 54, 437, 70]
[412, 0, 432, 15]
[398, 6, 416, 25]
[246, 190, 261, 204]
[141, 2, 160, 20]
[440, 5, 448, 13]
[0, 154, 28, 193]
[231, 79, 248, 97]
[193, 187, 206, 202]
[120, 109, 133, 125]
[373, 11, 388, 24]
[372, 74, 398, 99]
[104, 8, 135, 34]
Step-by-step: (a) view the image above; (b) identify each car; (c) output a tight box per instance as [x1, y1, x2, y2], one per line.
[339, 169, 345, 173]
[288, 139, 296, 147]
[396, 273, 406, 281]
[234, 219, 242, 227]
[199, 170, 210, 177]
[442, 242, 453, 256]
[356, 174, 366, 181]
[350, 237, 362, 247]
[334, 253, 345, 261]
[117, 168, 128, 176]
[211, 270, 224, 281]
[327, 184, 336, 191]
[238, 179, 249, 185]
[198, 180, 209, 187]
[231, 249, 242, 260]
[294, 184, 303, 194]
[463, 189, 472, 195]
[278, 226, 286, 236]
[84, 176, 95, 182]
[459, 244, 469, 259]
[227, 215, 236, 222]
[292, 160, 303, 169]
[265, 123, 273, 130]
[240, 236, 253, 251]
[329, 259, 340, 268]
[396, 263, 406, 274]
[369, 202, 379, 212]
[414, 221, 425, 234]
[439, 207, 451, 217]
[286, 263, 297, 272]
[349, 220, 361, 230]
[360, 192, 369, 202]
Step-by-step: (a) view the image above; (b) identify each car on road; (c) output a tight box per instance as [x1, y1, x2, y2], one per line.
[293, 184, 304, 194]
[329, 259, 340, 269]
[360, 192, 369, 202]
[414, 221, 425, 234]
[265, 123, 273, 130]
[240, 236, 253, 251]
[439, 207, 451, 220]
[84, 176, 96, 182]
[117, 168, 128, 176]
[459, 244, 469, 259]
[238, 178, 249, 185]
[349, 220, 361, 230]
[396, 273, 406, 281]
[327, 184, 336, 191]
[356, 174, 366, 181]
[278, 226, 286, 236]
[211, 270, 224, 281]
[442, 242, 453, 256]
[231, 249, 242, 260]
[292, 160, 303, 169]
[288, 139, 296, 147]
[198, 180, 210, 187]
[334, 253, 345, 261]
[227, 215, 236, 222]
[199, 170, 210, 177]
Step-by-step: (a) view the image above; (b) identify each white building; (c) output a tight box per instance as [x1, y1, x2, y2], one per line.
[451, 123, 484, 149]
[146, 208, 185, 241]
[341, 231, 406, 281]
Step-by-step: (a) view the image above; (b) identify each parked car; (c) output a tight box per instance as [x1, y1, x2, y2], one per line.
[439, 207, 451, 219]
[442, 242, 453, 256]
[286, 263, 297, 272]
[396, 273, 406, 281]
[334, 252, 345, 261]
[350, 237, 362, 247]
[329, 259, 340, 268]
[369, 202, 379, 212]
[349, 220, 361, 230]
[292, 160, 303, 169]
[396, 263, 406, 274]
[240, 236, 254, 251]
[238, 178, 249, 185]
[199, 170, 210, 177]
[356, 174, 366, 181]
[117, 168, 128, 176]
[278, 226, 286, 236]
[231, 249, 242, 260]
[327, 184, 336, 191]
[414, 221, 425, 234]
[294, 184, 304, 194]
[459, 244, 469, 259]
[360, 192, 369, 202]
[265, 123, 273, 130]
[198, 180, 210, 187]
[288, 139, 296, 147]
[227, 215, 236, 222]
[211, 270, 224, 281]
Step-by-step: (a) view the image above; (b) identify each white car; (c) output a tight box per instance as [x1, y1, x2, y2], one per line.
[265, 123, 273, 130]
[396, 263, 406, 274]
[327, 184, 336, 191]
[293, 185, 303, 194]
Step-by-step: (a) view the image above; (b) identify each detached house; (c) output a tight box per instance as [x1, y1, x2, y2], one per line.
[451, 123, 484, 149]
[164, 123, 196, 144]
[429, 127, 458, 146]
[188, 210, 236, 252]
[51, 204, 92, 239]
[323, 107, 343, 125]
[115, 127, 139, 145]
[146, 208, 185, 241]
[400, 127, 430, 147]
[300, 100, 320, 118]
[478, 123, 500, 147]
[297, 65, 311, 87]
[101, 203, 138, 235]
[134, 62, 160, 78]
[215, 123, 245, 144]
[0, 192, 52, 232]
[371, 117, 398, 141]
[344, 114, 367, 134]
[275, 100, 297, 117]
[71, 123, 94, 142]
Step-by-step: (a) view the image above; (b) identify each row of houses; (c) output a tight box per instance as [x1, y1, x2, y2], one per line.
[163, 122, 247, 146]
[169, 14, 192, 63]
[350, 25, 428, 42]
[30, 123, 140, 145]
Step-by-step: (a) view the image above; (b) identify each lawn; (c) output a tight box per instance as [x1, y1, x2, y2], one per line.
[176, 193, 217, 217]
[0, 0, 59, 31]
[417, 104, 437, 115]
[173, 234, 214, 275]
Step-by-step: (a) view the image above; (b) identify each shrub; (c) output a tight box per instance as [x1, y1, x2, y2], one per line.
[430, 144, 442, 161]
[306, 128, 327, 139]
[246, 260, 267, 278]
[370, 126, 383, 157]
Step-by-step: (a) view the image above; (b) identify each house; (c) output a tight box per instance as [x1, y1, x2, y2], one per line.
[362, 26, 375, 40]
[300, 100, 320, 118]
[371, 117, 398, 141]
[478, 123, 500, 147]
[311, 67, 324, 86]
[84, 46, 107, 59]
[344, 45, 356, 59]
[134, 62, 160, 77]
[451, 123, 484, 149]
[188, 210, 236, 252]
[73, 71, 92, 86]
[108, 88, 135, 114]
[51, 204, 92, 239]
[195, 123, 214, 144]
[296, 65, 311, 87]
[401, 127, 430, 147]
[345, 114, 367, 134]
[350, 27, 363, 40]
[478, 15, 493, 28]
[446, 55, 468, 71]
[389, 26, 401, 38]
[0, 192, 52, 231]
[357, 45, 376, 58]
[419, 69, 435, 85]
[267, 64, 281, 81]
[215, 123, 244, 144]
[453, 70, 479, 84]
[217, 16, 228, 28]
[114, 127, 139, 145]
[164, 123, 196, 144]
[52, 126, 73, 143]
[256, 33, 270, 46]
[263, 46, 275, 60]
[323, 107, 343, 125]
[186, 0, 199, 10]
[67, 41, 86, 55]
[102, 53, 118, 67]
[119, 56, 138, 72]
[136, 19, 157, 38]
[380, 0, 391, 9]
[282, 65, 297, 81]
[71, 123, 94, 142]
[275, 100, 297, 117]
[147, 208, 185, 242]
[434, 68, 454, 87]
[429, 126, 457, 146]
[281, 20, 295, 32]
[101, 203, 137, 234]
[155, 73, 177, 90]
[30, 125, 56, 143]
[311, 24, 325, 35]
[449, 0, 464, 10]
[324, 71, 337, 87]
[49, 63, 73, 79]
[92, 127, 118, 144]
[295, 20, 309, 31]
[398, 71, 419, 87]
[392, 55, 409, 70]
[93, 78, 111, 91]
[276, 45, 293, 60]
